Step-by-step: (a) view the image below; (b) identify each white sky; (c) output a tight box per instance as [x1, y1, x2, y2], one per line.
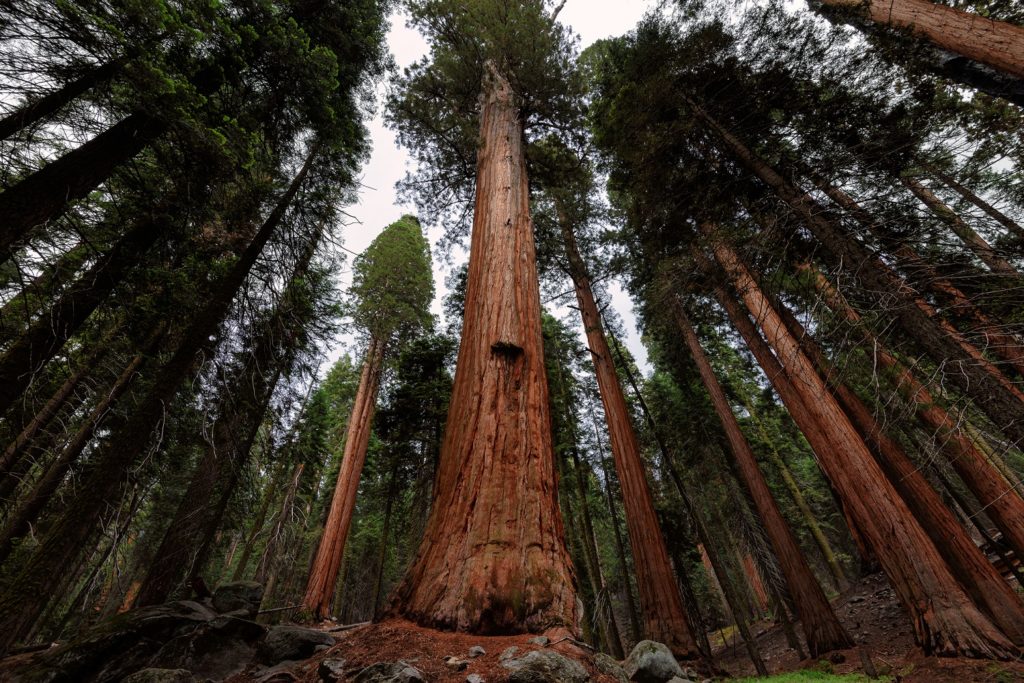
[326, 2, 656, 373]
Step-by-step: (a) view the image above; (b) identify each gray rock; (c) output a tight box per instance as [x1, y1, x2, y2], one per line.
[500, 646, 520, 661]
[318, 657, 347, 682]
[445, 656, 468, 671]
[624, 640, 683, 682]
[594, 652, 628, 683]
[254, 661, 301, 683]
[212, 581, 264, 617]
[259, 624, 335, 664]
[467, 675, 485, 683]
[353, 662, 425, 682]
[468, 645, 486, 658]
[501, 649, 589, 683]
[527, 635, 550, 646]
[122, 670, 196, 683]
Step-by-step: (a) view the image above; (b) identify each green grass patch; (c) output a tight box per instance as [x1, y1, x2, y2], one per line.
[732, 672, 890, 683]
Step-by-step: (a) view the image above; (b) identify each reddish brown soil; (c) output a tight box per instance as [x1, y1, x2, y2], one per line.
[714, 572, 1024, 681]
[235, 618, 619, 682]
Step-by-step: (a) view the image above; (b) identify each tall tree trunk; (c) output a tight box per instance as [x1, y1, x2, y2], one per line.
[901, 176, 1021, 278]
[0, 219, 164, 415]
[806, 173, 1024, 376]
[389, 63, 578, 636]
[672, 301, 851, 656]
[597, 442, 643, 647]
[0, 113, 166, 256]
[815, 0, 1024, 81]
[0, 147, 316, 652]
[929, 167, 1024, 241]
[0, 328, 112, 482]
[254, 462, 305, 585]
[232, 460, 290, 582]
[692, 102, 1024, 449]
[743, 401, 849, 591]
[0, 58, 126, 141]
[801, 263, 1024, 581]
[0, 242, 90, 344]
[372, 462, 399, 617]
[558, 210, 700, 657]
[302, 334, 386, 619]
[709, 238, 1017, 658]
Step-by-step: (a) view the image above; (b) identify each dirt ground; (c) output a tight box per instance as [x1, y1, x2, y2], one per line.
[713, 572, 1024, 682]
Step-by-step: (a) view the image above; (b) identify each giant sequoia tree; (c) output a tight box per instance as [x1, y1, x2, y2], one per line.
[386, 1, 581, 634]
[302, 215, 433, 620]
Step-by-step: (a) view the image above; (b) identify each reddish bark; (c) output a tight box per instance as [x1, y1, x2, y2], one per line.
[819, 0, 1024, 80]
[708, 239, 1017, 658]
[673, 301, 851, 656]
[390, 63, 578, 635]
[808, 175, 1024, 376]
[560, 213, 700, 657]
[303, 335, 386, 619]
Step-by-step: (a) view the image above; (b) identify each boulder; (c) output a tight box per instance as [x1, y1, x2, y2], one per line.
[527, 636, 550, 646]
[468, 645, 486, 658]
[594, 652, 628, 683]
[259, 624, 335, 664]
[499, 646, 520, 661]
[353, 662, 425, 682]
[501, 649, 589, 683]
[466, 675, 485, 683]
[212, 581, 264, 617]
[318, 657, 347, 682]
[623, 641, 683, 683]
[121, 670, 196, 683]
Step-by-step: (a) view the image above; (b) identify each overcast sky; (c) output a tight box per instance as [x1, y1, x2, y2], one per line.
[326, 2, 656, 372]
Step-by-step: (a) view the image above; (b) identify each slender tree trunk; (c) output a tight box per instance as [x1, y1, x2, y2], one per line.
[0, 219, 163, 415]
[232, 460, 290, 582]
[0, 330, 111, 481]
[929, 168, 1024, 241]
[692, 103, 1024, 449]
[254, 462, 304, 585]
[744, 401, 849, 591]
[303, 335, 386, 619]
[0, 113, 166, 256]
[389, 63, 578, 635]
[0, 58, 126, 141]
[709, 239, 1018, 657]
[0, 148, 316, 651]
[902, 176, 1021, 278]
[673, 301, 851, 656]
[807, 174, 1024, 376]
[816, 0, 1024, 80]
[558, 211, 700, 657]
[372, 462, 398, 617]
[800, 263, 1024, 583]
[0, 242, 90, 343]
[0, 336, 156, 565]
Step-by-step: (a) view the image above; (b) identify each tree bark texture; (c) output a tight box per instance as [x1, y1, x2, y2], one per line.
[389, 64, 579, 636]
[693, 103, 1024, 449]
[818, 0, 1024, 80]
[559, 214, 700, 657]
[673, 301, 851, 656]
[710, 238, 1017, 658]
[302, 335, 386, 619]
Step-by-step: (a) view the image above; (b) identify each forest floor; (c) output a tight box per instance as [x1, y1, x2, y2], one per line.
[715, 572, 1024, 682]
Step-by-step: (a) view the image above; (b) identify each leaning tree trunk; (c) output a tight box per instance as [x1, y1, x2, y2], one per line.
[692, 102, 1024, 449]
[800, 263, 1024, 615]
[302, 334, 386, 620]
[672, 300, 851, 656]
[806, 173, 1024, 377]
[0, 242, 90, 344]
[0, 218, 164, 415]
[388, 63, 579, 635]
[929, 167, 1024, 241]
[815, 0, 1024, 81]
[0, 147, 316, 652]
[0, 57, 126, 142]
[0, 112, 166, 256]
[709, 238, 1017, 658]
[558, 210, 700, 657]
[901, 176, 1021, 279]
